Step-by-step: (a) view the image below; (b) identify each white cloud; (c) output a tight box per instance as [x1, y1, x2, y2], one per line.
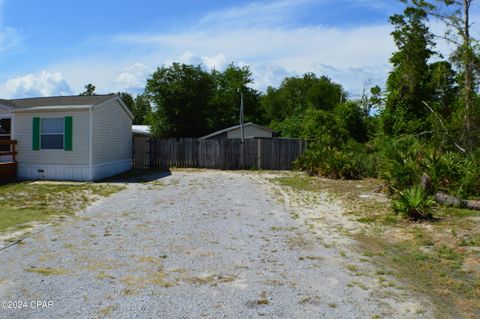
[198, 0, 314, 29]
[0, 0, 22, 54]
[249, 63, 296, 90]
[115, 62, 152, 92]
[201, 54, 227, 71]
[0, 71, 73, 98]
[1, 0, 404, 96]
[167, 51, 228, 71]
[113, 22, 394, 93]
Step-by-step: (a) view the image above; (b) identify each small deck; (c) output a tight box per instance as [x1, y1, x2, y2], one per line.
[0, 140, 17, 183]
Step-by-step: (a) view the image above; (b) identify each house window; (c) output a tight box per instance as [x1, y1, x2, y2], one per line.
[0, 118, 11, 152]
[41, 118, 64, 150]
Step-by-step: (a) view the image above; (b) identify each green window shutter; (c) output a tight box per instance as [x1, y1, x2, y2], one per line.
[32, 117, 40, 151]
[64, 116, 73, 151]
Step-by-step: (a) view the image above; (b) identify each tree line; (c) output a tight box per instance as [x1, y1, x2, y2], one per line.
[81, 0, 479, 218]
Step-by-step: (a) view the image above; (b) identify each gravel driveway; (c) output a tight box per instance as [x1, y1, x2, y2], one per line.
[0, 170, 431, 318]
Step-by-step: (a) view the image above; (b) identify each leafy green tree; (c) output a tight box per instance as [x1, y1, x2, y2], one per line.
[133, 94, 152, 125]
[80, 84, 96, 96]
[383, 1, 436, 136]
[428, 61, 458, 117]
[210, 64, 263, 129]
[273, 102, 368, 145]
[261, 74, 346, 123]
[117, 92, 152, 125]
[118, 92, 135, 111]
[145, 63, 264, 137]
[145, 63, 215, 137]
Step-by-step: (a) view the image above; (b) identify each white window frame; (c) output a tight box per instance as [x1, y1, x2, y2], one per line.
[40, 117, 65, 150]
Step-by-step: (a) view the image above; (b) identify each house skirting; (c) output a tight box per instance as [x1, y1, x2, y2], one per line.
[92, 159, 131, 181]
[18, 164, 91, 181]
[17, 159, 131, 181]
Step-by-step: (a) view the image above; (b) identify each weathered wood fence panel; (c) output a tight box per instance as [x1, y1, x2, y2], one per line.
[133, 136, 151, 169]
[136, 137, 307, 170]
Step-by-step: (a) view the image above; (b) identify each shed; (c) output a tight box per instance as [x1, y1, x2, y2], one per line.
[132, 125, 151, 136]
[199, 122, 277, 140]
[0, 94, 133, 181]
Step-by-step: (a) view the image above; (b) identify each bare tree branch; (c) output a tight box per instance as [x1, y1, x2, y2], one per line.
[422, 101, 467, 153]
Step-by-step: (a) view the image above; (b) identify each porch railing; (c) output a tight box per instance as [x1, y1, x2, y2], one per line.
[0, 140, 17, 162]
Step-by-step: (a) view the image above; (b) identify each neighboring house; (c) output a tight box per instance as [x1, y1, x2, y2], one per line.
[0, 94, 133, 181]
[132, 125, 151, 136]
[199, 122, 277, 140]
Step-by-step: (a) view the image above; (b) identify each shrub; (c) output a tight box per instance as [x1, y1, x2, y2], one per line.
[393, 186, 435, 221]
[295, 142, 374, 180]
[379, 136, 480, 199]
[379, 137, 424, 191]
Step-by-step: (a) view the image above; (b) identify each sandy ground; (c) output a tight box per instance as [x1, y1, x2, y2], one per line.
[0, 170, 432, 318]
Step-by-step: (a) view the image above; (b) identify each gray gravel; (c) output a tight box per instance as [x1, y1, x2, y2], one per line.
[0, 170, 431, 318]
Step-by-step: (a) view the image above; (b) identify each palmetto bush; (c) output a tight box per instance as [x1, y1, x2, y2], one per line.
[379, 137, 424, 191]
[393, 186, 435, 220]
[295, 142, 371, 180]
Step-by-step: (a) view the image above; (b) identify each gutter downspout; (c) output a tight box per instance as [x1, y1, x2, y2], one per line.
[89, 107, 94, 181]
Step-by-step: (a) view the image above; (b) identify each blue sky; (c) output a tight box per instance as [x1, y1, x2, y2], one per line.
[0, 0, 459, 98]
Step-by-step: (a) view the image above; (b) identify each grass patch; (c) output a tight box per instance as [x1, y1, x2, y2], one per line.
[256, 291, 269, 305]
[273, 172, 480, 318]
[0, 182, 125, 233]
[25, 267, 68, 276]
[184, 274, 237, 286]
[98, 304, 117, 317]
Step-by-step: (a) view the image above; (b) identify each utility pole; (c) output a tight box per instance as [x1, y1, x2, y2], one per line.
[238, 89, 245, 169]
[239, 89, 245, 143]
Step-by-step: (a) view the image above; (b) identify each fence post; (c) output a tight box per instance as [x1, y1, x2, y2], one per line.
[149, 138, 154, 169]
[257, 139, 261, 169]
[240, 141, 244, 169]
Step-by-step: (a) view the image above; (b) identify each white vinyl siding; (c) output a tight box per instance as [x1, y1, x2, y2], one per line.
[227, 126, 273, 139]
[14, 110, 90, 166]
[92, 100, 132, 165]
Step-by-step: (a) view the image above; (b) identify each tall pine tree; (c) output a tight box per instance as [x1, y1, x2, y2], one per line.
[383, 1, 436, 137]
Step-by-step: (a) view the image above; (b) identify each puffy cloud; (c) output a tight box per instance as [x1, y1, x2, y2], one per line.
[114, 22, 394, 94]
[115, 62, 152, 92]
[201, 54, 227, 71]
[249, 63, 296, 91]
[1, 0, 397, 96]
[0, 71, 73, 98]
[169, 51, 227, 71]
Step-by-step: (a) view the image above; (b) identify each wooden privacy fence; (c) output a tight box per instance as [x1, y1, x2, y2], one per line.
[134, 137, 307, 170]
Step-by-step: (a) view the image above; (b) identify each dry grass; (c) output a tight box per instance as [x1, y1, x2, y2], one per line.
[25, 267, 68, 276]
[273, 172, 480, 319]
[0, 182, 125, 233]
[286, 233, 312, 250]
[98, 304, 117, 317]
[256, 291, 269, 305]
[183, 274, 237, 286]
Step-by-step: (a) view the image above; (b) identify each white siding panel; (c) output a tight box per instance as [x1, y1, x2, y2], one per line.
[14, 110, 90, 166]
[227, 126, 273, 139]
[18, 164, 91, 181]
[92, 100, 132, 166]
